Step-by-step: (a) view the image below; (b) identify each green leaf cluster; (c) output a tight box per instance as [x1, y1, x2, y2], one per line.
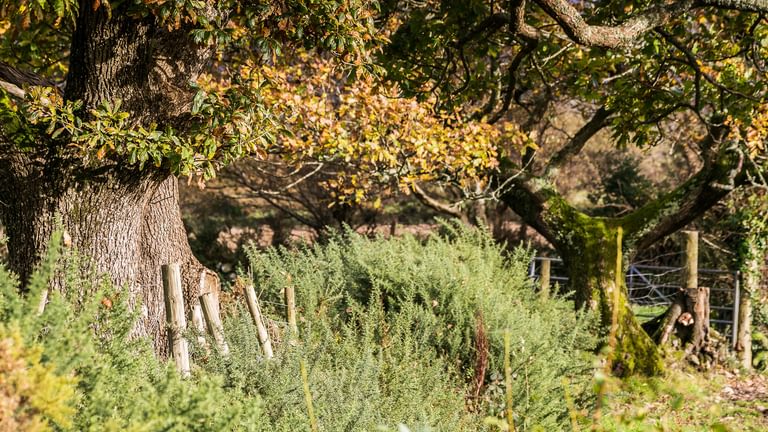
[2, 81, 279, 179]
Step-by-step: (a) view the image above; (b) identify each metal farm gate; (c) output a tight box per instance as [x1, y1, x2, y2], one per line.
[528, 257, 741, 346]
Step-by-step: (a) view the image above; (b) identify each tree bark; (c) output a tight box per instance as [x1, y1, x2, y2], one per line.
[0, 2, 221, 356]
[1, 156, 154, 288]
[0, 0, 220, 356]
[0, 152, 214, 355]
[499, 173, 663, 374]
[494, 109, 745, 375]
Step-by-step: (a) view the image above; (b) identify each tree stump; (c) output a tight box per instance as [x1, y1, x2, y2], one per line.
[654, 231, 717, 367]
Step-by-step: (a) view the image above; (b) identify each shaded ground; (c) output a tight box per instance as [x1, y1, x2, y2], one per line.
[603, 366, 768, 431]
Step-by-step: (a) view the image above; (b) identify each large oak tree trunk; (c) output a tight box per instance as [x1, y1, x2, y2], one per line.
[499, 122, 741, 376]
[0, 2, 220, 354]
[502, 183, 664, 375]
[0, 155, 214, 355]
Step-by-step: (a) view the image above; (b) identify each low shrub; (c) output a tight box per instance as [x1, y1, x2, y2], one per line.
[226, 222, 599, 431]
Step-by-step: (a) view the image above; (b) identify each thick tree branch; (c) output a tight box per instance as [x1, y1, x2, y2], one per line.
[544, 106, 613, 179]
[0, 80, 24, 99]
[0, 61, 60, 99]
[420, 0, 768, 87]
[621, 131, 745, 252]
[496, 164, 578, 247]
[527, 0, 768, 48]
[411, 182, 467, 221]
[697, 0, 768, 12]
[533, 0, 694, 48]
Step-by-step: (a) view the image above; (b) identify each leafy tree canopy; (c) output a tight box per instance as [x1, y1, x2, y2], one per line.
[0, 0, 524, 197]
[381, 0, 768, 177]
[0, 1, 368, 176]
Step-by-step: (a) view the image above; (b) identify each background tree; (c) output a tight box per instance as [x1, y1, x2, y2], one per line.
[726, 189, 768, 369]
[380, 0, 768, 374]
[213, 53, 518, 237]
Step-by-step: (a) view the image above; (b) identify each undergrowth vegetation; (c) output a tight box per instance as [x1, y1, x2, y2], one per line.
[1, 225, 674, 431]
[223, 223, 600, 431]
[0, 233, 260, 431]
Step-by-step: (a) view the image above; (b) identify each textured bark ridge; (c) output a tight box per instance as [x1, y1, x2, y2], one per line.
[1, 160, 154, 289]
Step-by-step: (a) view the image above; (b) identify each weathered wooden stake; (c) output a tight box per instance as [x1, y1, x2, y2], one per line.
[191, 303, 209, 349]
[243, 282, 274, 359]
[284, 283, 298, 337]
[162, 263, 190, 377]
[539, 259, 551, 299]
[37, 289, 49, 315]
[683, 230, 709, 352]
[200, 292, 230, 355]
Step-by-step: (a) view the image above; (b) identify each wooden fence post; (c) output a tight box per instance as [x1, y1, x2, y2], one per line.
[284, 283, 298, 337]
[684, 231, 699, 292]
[199, 292, 230, 355]
[683, 230, 709, 350]
[191, 303, 209, 349]
[243, 281, 274, 359]
[539, 259, 551, 299]
[162, 263, 191, 377]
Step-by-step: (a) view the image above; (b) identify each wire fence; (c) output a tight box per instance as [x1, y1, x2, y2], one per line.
[528, 257, 741, 345]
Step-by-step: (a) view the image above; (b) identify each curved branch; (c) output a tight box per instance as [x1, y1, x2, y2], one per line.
[496, 164, 578, 247]
[411, 182, 467, 221]
[621, 131, 745, 251]
[0, 61, 60, 99]
[528, 0, 768, 48]
[544, 105, 613, 179]
[488, 39, 538, 123]
[532, 0, 695, 48]
[698, 0, 768, 11]
[0, 80, 24, 99]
